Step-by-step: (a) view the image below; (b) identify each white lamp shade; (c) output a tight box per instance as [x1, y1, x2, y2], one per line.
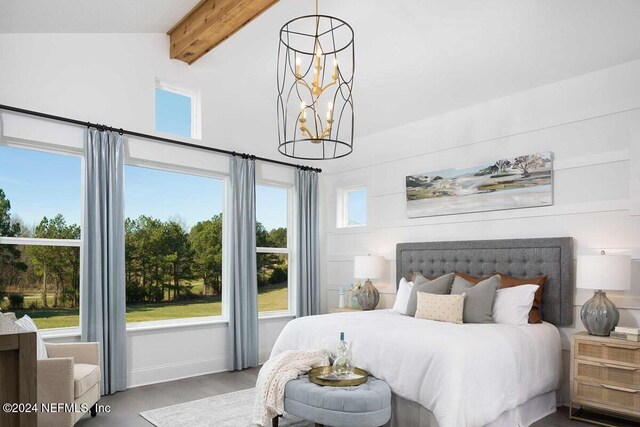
[576, 254, 631, 290]
[354, 255, 384, 280]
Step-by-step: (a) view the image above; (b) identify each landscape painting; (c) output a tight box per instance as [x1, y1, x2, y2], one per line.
[406, 152, 553, 218]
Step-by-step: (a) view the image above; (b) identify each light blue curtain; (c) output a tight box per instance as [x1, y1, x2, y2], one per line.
[81, 129, 127, 395]
[227, 156, 259, 370]
[295, 168, 320, 317]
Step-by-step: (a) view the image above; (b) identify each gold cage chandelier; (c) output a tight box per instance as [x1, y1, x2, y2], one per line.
[277, 1, 355, 160]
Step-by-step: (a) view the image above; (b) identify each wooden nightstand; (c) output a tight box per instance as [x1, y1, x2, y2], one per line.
[570, 332, 640, 426]
[329, 307, 362, 313]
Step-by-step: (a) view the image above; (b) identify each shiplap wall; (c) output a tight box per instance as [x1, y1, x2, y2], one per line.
[319, 59, 640, 404]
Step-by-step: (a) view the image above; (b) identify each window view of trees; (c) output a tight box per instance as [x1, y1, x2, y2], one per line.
[256, 185, 290, 313]
[123, 214, 225, 322]
[0, 189, 81, 328]
[1, 149, 293, 328]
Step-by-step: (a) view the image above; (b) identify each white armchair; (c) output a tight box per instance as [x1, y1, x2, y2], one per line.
[37, 342, 101, 427]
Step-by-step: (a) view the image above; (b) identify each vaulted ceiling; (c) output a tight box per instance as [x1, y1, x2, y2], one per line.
[2, 0, 640, 147]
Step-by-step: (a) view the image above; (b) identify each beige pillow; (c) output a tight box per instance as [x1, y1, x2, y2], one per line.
[415, 292, 465, 324]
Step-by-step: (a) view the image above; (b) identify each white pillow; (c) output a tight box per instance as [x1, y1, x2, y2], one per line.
[392, 278, 414, 315]
[492, 285, 539, 325]
[0, 313, 22, 333]
[15, 315, 48, 360]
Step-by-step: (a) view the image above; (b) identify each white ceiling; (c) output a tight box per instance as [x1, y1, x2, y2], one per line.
[2, 0, 640, 153]
[193, 0, 640, 139]
[0, 0, 201, 33]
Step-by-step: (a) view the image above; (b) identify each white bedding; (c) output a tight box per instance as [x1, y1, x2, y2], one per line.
[270, 310, 561, 427]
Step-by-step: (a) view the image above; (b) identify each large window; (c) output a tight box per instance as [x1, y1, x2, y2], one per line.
[155, 82, 201, 139]
[256, 184, 290, 313]
[0, 145, 82, 329]
[124, 164, 224, 324]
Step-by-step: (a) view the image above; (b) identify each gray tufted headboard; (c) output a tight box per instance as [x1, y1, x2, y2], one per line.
[396, 238, 574, 326]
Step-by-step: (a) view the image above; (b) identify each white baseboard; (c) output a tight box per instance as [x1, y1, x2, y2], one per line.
[127, 356, 229, 388]
[128, 347, 273, 389]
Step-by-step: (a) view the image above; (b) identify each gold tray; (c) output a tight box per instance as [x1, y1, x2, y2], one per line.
[308, 366, 369, 387]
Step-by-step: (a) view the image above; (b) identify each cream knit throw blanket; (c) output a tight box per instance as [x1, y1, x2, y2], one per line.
[252, 349, 328, 426]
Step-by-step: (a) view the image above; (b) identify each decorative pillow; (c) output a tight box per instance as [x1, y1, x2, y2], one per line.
[405, 273, 455, 317]
[0, 313, 22, 334]
[454, 272, 485, 284]
[454, 272, 547, 324]
[3, 312, 18, 321]
[415, 292, 465, 324]
[410, 272, 438, 281]
[392, 278, 414, 315]
[498, 274, 547, 324]
[451, 274, 500, 323]
[15, 315, 48, 360]
[492, 285, 539, 325]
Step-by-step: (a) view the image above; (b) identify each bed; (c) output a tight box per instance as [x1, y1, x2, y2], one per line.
[271, 238, 574, 427]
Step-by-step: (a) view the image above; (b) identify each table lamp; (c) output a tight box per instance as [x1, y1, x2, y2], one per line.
[577, 251, 631, 336]
[354, 255, 384, 310]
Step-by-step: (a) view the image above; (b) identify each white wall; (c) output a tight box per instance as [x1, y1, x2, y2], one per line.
[0, 32, 297, 389]
[320, 59, 640, 403]
[0, 32, 281, 161]
[43, 316, 289, 388]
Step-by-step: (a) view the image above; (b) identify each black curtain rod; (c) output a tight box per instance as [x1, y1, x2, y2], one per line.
[0, 104, 322, 173]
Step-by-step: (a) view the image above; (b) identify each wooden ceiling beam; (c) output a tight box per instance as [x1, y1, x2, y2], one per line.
[168, 0, 280, 65]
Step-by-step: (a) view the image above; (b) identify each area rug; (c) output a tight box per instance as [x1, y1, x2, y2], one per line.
[139, 388, 311, 427]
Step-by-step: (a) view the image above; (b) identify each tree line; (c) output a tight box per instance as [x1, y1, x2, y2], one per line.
[0, 189, 80, 309]
[0, 188, 288, 310]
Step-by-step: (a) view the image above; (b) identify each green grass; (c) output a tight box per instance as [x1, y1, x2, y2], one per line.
[6, 282, 288, 329]
[258, 282, 288, 312]
[11, 308, 80, 329]
[126, 298, 223, 323]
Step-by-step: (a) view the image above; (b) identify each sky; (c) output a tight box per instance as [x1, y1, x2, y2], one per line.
[348, 188, 366, 225]
[0, 150, 287, 233]
[155, 88, 191, 138]
[0, 145, 81, 228]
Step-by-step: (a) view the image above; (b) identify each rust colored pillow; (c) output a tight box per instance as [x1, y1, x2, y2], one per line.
[454, 272, 547, 323]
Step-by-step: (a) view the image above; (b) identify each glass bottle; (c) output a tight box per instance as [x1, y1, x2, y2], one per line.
[332, 331, 353, 378]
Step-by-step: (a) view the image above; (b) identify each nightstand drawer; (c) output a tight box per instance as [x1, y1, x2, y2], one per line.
[575, 359, 640, 389]
[576, 339, 640, 365]
[573, 380, 640, 414]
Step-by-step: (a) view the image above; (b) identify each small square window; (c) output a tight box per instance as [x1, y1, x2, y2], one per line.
[337, 187, 367, 228]
[155, 82, 201, 139]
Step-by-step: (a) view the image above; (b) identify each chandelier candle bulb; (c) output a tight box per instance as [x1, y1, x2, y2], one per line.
[300, 102, 306, 120]
[295, 56, 301, 77]
[315, 48, 322, 73]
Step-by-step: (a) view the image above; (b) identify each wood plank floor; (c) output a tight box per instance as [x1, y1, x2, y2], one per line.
[75, 369, 631, 426]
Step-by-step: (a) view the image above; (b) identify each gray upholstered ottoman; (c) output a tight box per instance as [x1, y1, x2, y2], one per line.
[273, 376, 391, 427]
